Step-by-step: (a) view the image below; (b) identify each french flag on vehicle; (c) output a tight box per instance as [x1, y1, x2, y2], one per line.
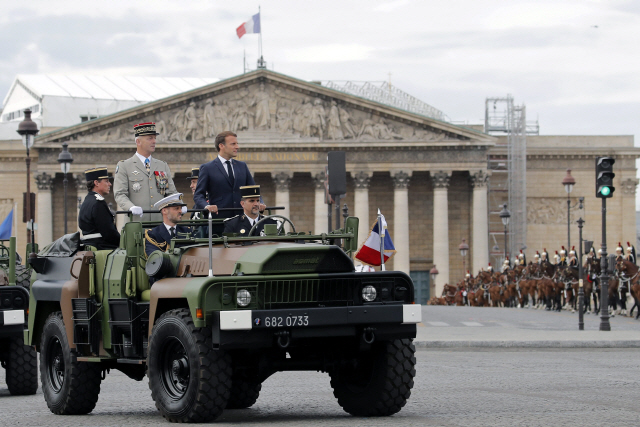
[354, 211, 396, 267]
[236, 13, 261, 38]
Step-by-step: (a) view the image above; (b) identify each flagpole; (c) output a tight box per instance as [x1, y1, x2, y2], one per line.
[258, 5, 262, 62]
[13, 202, 17, 238]
[378, 209, 385, 271]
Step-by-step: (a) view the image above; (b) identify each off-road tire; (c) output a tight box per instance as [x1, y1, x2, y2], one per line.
[5, 335, 38, 395]
[329, 338, 416, 417]
[40, 312, 102, 414]
[226, 372, 262, 409]
[15, 265, 31, 289]
[148, 308, 232, 423]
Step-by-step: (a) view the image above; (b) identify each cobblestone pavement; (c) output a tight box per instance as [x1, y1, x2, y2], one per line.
[1, 348, 638, 426]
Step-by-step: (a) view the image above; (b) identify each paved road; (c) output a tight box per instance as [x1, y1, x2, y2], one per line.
[2, 348, 639, 426]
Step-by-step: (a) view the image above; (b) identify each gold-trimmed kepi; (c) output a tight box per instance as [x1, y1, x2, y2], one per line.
[186, 167, 200, 180]
[240, 185, 260, 199]
[84, 167, 112, 182]
[154, 193, 187, 211]
[134, 122, 160, 137]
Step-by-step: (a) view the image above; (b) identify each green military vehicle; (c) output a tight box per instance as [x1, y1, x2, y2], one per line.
[25, 214, 420, 422]
[0, 237, 38, 395]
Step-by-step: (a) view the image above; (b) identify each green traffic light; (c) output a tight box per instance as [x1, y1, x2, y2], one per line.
[600, 186, 611, 196]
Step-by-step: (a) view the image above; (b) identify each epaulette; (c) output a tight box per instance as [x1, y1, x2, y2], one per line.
[224, 215, 239, 223]
[95, 193, 105, 201]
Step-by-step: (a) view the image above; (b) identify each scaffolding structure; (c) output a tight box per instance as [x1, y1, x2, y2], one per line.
[485, 95, 538, 264]
[322, 80, 449, 122]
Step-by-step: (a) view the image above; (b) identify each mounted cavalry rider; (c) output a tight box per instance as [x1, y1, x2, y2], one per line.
[558, 246, 568, 266]
[502, 257, 511, 273]
[541, 248, 548, 263]
[534, 251, 540, 264]
[518, 250, 527, 266]
[625, 242, 637, 265]
[568, 246, 578, 268]
[554, 250, 561, 265]
[615, 242, 624, 259]
[487, 263, 494, 273]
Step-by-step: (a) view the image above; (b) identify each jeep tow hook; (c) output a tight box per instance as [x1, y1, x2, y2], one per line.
[363, 327, 376, 344]
[275, 331, 291, 349]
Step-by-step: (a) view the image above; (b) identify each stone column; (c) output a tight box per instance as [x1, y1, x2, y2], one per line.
[35, 172, 53, 246]
[273, 172, 291, 231]
[74, 174, 85, 231]
[353, 171, 371, 247]
[621, 177, 639, 242]
[392, 171, 410, 273]
[431, 171, 451, 297]
[313, 172, 328, 234]
[470, 170, 490, 275]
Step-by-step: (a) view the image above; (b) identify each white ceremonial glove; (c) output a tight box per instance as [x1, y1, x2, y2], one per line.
[129, 206, 144, 217]
[181, 206, 188, 215]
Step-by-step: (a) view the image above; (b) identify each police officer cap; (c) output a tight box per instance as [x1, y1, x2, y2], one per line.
[240, 185, 261, 199]
[84, 167, 112, 182]
[134, 122, 160, 137]
[154, 193, 187, 211]
[187, 167, 200, 180]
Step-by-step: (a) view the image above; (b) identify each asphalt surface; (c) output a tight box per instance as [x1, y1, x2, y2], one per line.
[416, 305, 640, 348]
[1, 349, 638, 426]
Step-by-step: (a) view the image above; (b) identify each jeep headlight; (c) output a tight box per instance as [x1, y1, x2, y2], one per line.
[237, 289, 252, 307]
[362, 285, 377, 302]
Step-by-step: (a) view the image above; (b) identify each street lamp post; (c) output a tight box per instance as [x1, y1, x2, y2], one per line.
[562, 169, 576, 252]
[459, 238, 469, 278]
[499, 204, 511, 261]
[57, 142, 74, 235]
[429, 265, 439, 300]
[16, 109, 39, 254]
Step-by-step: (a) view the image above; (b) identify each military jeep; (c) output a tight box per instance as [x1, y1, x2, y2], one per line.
[26, 214, 419, 422]
[0, 237, 38, 395]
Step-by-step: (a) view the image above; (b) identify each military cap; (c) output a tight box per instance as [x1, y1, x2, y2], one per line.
[85, 167, 112, 182]
[134, 122, 160, 137]
[240, 185, 261, 199]
[154, 193, 187, 211]
[186, 167, 200, 180]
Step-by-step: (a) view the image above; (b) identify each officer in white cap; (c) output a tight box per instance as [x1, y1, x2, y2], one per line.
[144, 193, 190, 257]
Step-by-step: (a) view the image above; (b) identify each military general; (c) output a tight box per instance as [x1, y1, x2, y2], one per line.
[114, 122, 177, 221]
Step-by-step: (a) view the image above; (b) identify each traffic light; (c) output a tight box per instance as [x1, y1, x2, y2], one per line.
[595, 156, 615, 198]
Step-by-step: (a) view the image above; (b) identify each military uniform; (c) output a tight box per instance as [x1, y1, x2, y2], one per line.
[223, 213, 277, 236]
[518, 250, 527, 266]
[113, 123, 177, 222]
[625, 242, 636, 265]
[223, 185, 276, 237]
[78, 167, 120, 250]
[144, 193, 191, 257]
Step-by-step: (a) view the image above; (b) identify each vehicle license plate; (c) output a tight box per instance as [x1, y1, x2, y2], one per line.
[263, 315, 309, 328]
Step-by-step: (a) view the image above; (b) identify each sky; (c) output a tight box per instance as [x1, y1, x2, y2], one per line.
[2, 0, 640, 205]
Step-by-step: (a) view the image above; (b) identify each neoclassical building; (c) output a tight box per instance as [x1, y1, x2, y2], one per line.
[1, 69, 638, 302]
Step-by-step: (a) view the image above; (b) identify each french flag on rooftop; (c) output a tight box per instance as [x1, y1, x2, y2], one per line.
[354, 212, 396, 267]
[236, 13, 261, 38]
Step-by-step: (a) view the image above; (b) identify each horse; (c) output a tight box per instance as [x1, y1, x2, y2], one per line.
[442, 283, 458, 306]
[557, 265, 580, 312]
[540, 259, 561, 311]
[475, 271, 494, 307]
[614, 257, 640, 317]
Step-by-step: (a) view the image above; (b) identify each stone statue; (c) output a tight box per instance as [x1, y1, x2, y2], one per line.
[250, 83, 271, 129]
[183, 102, 198, 141]
[338, 106, 357, 139]
[309, 98, 326, 139]
[213, 100, 230, 133]
[276, 101, 293, 134]
[230, 100, 251, 132]
[170, 109, 186, 141]
[327, 100, 343, 140]
[203, 99, 215, 138]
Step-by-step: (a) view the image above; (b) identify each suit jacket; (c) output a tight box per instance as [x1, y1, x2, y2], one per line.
[78, 191, 120, 250]
[114, 154, 177, 222]
[193, 157, 255, 219]
[145, 224, 191, 257]
[223, 214, 277, 237]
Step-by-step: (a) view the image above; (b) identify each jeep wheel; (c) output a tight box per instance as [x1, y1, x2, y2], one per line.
[5, 335, 38, 395]
[15, 265, 31, 290]
[226, 372, 262, 409]
[148, 308, 232, 422]
[40, 312, 102, 414]
[329, 338, 416, 417]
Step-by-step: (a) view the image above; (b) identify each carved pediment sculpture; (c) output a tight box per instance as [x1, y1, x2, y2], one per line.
[72, 80, 455, 144]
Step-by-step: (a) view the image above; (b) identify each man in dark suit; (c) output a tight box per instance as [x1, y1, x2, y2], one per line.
[224, 185, 277, 236]
[78, 167, 120, 250]
[194, 131, 264, 219]
[145, 193, 191, 257]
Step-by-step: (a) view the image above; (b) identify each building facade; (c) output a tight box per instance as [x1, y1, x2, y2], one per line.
[1, 70, 638, 302]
